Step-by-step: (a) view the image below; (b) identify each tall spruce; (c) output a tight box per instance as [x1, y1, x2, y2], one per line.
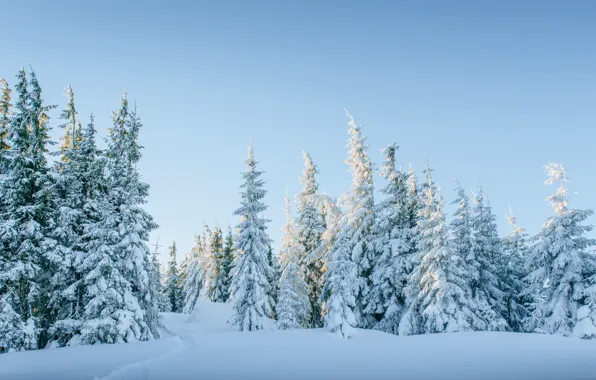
[0, 77, 11, 171]
[524, 163, 596, 337]
[402, 165, 483, 335]
[470, 187, 509, 331]
[182, 235, 205, 313]
[228, 142, 273, 331]
[164, 242, 183, 312]
[364, 144, 413, 334]
[276, 194, 311, 329]
[295, 151, 326, 327]
[0, 70, 57, 351]
[221, 227, 235, 302]
[500, 210, 529, 332]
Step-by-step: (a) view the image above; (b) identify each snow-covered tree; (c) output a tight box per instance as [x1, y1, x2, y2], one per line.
[0, 77, 11, 171]
[295, 151, 326, 327]
[202, 227, 227, 302]
[470, 187, 509, 331]
[221, 227, 235, 302]
[78, 94, 159, 344]
[0, 70, 57, 351]
[364, 144, 413, 334]
[276, 194, 311, 329]
[402, 165, 483, 335]
[499, 209, 529, 332]
[164, 242, 183, 312]
[182, 235, 205, 313]
[524, 163, 596, 337]
[228, 142, 273, 331]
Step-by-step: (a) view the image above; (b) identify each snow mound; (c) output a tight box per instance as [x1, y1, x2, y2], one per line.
[1, 301, 595, 380]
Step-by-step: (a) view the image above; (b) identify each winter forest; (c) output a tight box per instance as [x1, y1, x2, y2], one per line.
[1, 69, 595, 355]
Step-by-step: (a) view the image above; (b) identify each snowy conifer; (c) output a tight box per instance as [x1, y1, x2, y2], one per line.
[364, 144, 413, 334]
[276, 194, 311, 329]
[202, 227, 227, 302]
[295, 151, 326, 327]
[182, 236, 205, 313]
[403, 165, 483, 335]
[0, 77, 11, 171]
[228, 142, 273, 331]
[164, 242, 183, 312]
[0, 70, 57, 350]
[524, 163, 596, 337]
[470, 187, 509, 331]
[221, 227, 235, 302]
[499, 209, 529, 332]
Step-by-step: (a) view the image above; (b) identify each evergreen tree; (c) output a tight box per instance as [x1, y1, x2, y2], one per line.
[276, 194, 311, 329]
[470, 187, 509, 331]
[500, 209, 529, 332]
[524, 163, 596, 337]
[221, 226, 235, 302]
[402, 165, 483, 335]
[267, 242, 281, 318]
[228, 142, 273, 331]
[0, 77, 11, 171]
[182, 235, 205, 313]
[164, 242, 183, 312]
[0, 70, 57, 350]
[364, 144, 413, 334]
[332, 110, 375, 327]
[202, 227, 227, 302]
[78, 94, 159, 344]
[295, 151, 326, 327]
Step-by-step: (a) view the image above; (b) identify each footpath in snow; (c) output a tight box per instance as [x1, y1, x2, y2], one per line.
[1, 301, 596, 380]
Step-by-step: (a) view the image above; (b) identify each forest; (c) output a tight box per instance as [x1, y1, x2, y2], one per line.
[0, 69, 594, 354]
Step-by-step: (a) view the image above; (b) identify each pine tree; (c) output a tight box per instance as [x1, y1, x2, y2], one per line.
[500, 209, 529, 332]
[332, 110, 375, 328]
[182, 235, 205, 313]
[524, 163, 596, 337]
[0, 77, 11, 171]
[78, 94, 159, 344]
[164, 242, 182, 312]
[0, 70, 57, 351]
[221, 227, 235, 302]
[202, 227, 227, 302]
[364, 144, 413, 334]
[470, 187, 509, 331]
[267, 242, 281, 318]
[295, 151, 326, 327]
[276, 194, 311, 329]
[228, 142, 273, 331]
[403, 165, 483, 335]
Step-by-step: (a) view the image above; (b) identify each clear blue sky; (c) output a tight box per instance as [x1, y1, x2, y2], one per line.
[2, 0, 595, 263]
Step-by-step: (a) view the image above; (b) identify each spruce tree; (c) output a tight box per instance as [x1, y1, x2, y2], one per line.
[330, 111, 375, 328]
[182, 235, 205, 313]
[0, 77, 11, 171]
[500, 210, 529, 332]
[228, 142, 273, 331]
[403, 165, 483, 335]
[164, 242, 182, 312]
[276, 194, 311, 329]
[295, 151, 326, 327]
[0, 70, 57, 350]
[470, 187, 509, 331]
[202, 227, 227, 302]
[364, 144, 413, 334]
[524, 163, 596, 337]
[221, 227, 235, 302]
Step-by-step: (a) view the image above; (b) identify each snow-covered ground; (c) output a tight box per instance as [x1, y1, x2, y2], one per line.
[1, 301, 595, 380]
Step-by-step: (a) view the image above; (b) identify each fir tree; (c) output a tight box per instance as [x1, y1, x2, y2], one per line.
[333, 110, 375, 327]
[403, 165, 483, 335]
[276, 194, 311, 329]
[202, 227, 227, 302]
[164, 242, 183, 312]
[364, 144, 413, 334]
[221, 226, 235, 302]
[500, 209, 529, 332]
[228, 142, 273, 331]
[524, 163, 596, 337]
[0, 70, 57, 350]
[182, 235, 205, 313]
[0, 77, 11, 171]
[295, 151, 326, 327]
[470, 187, 509, 331]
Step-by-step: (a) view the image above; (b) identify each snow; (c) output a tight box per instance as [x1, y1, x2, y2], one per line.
[1, 301, 596, 380]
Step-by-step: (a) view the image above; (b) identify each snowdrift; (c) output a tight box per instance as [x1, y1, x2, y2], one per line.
[0, 301, 595, 380]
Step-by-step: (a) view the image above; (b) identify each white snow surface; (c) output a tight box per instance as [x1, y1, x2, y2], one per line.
[1, 301, 595, 380]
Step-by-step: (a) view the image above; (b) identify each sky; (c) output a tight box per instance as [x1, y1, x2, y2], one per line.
[2, 0, 595, 263]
